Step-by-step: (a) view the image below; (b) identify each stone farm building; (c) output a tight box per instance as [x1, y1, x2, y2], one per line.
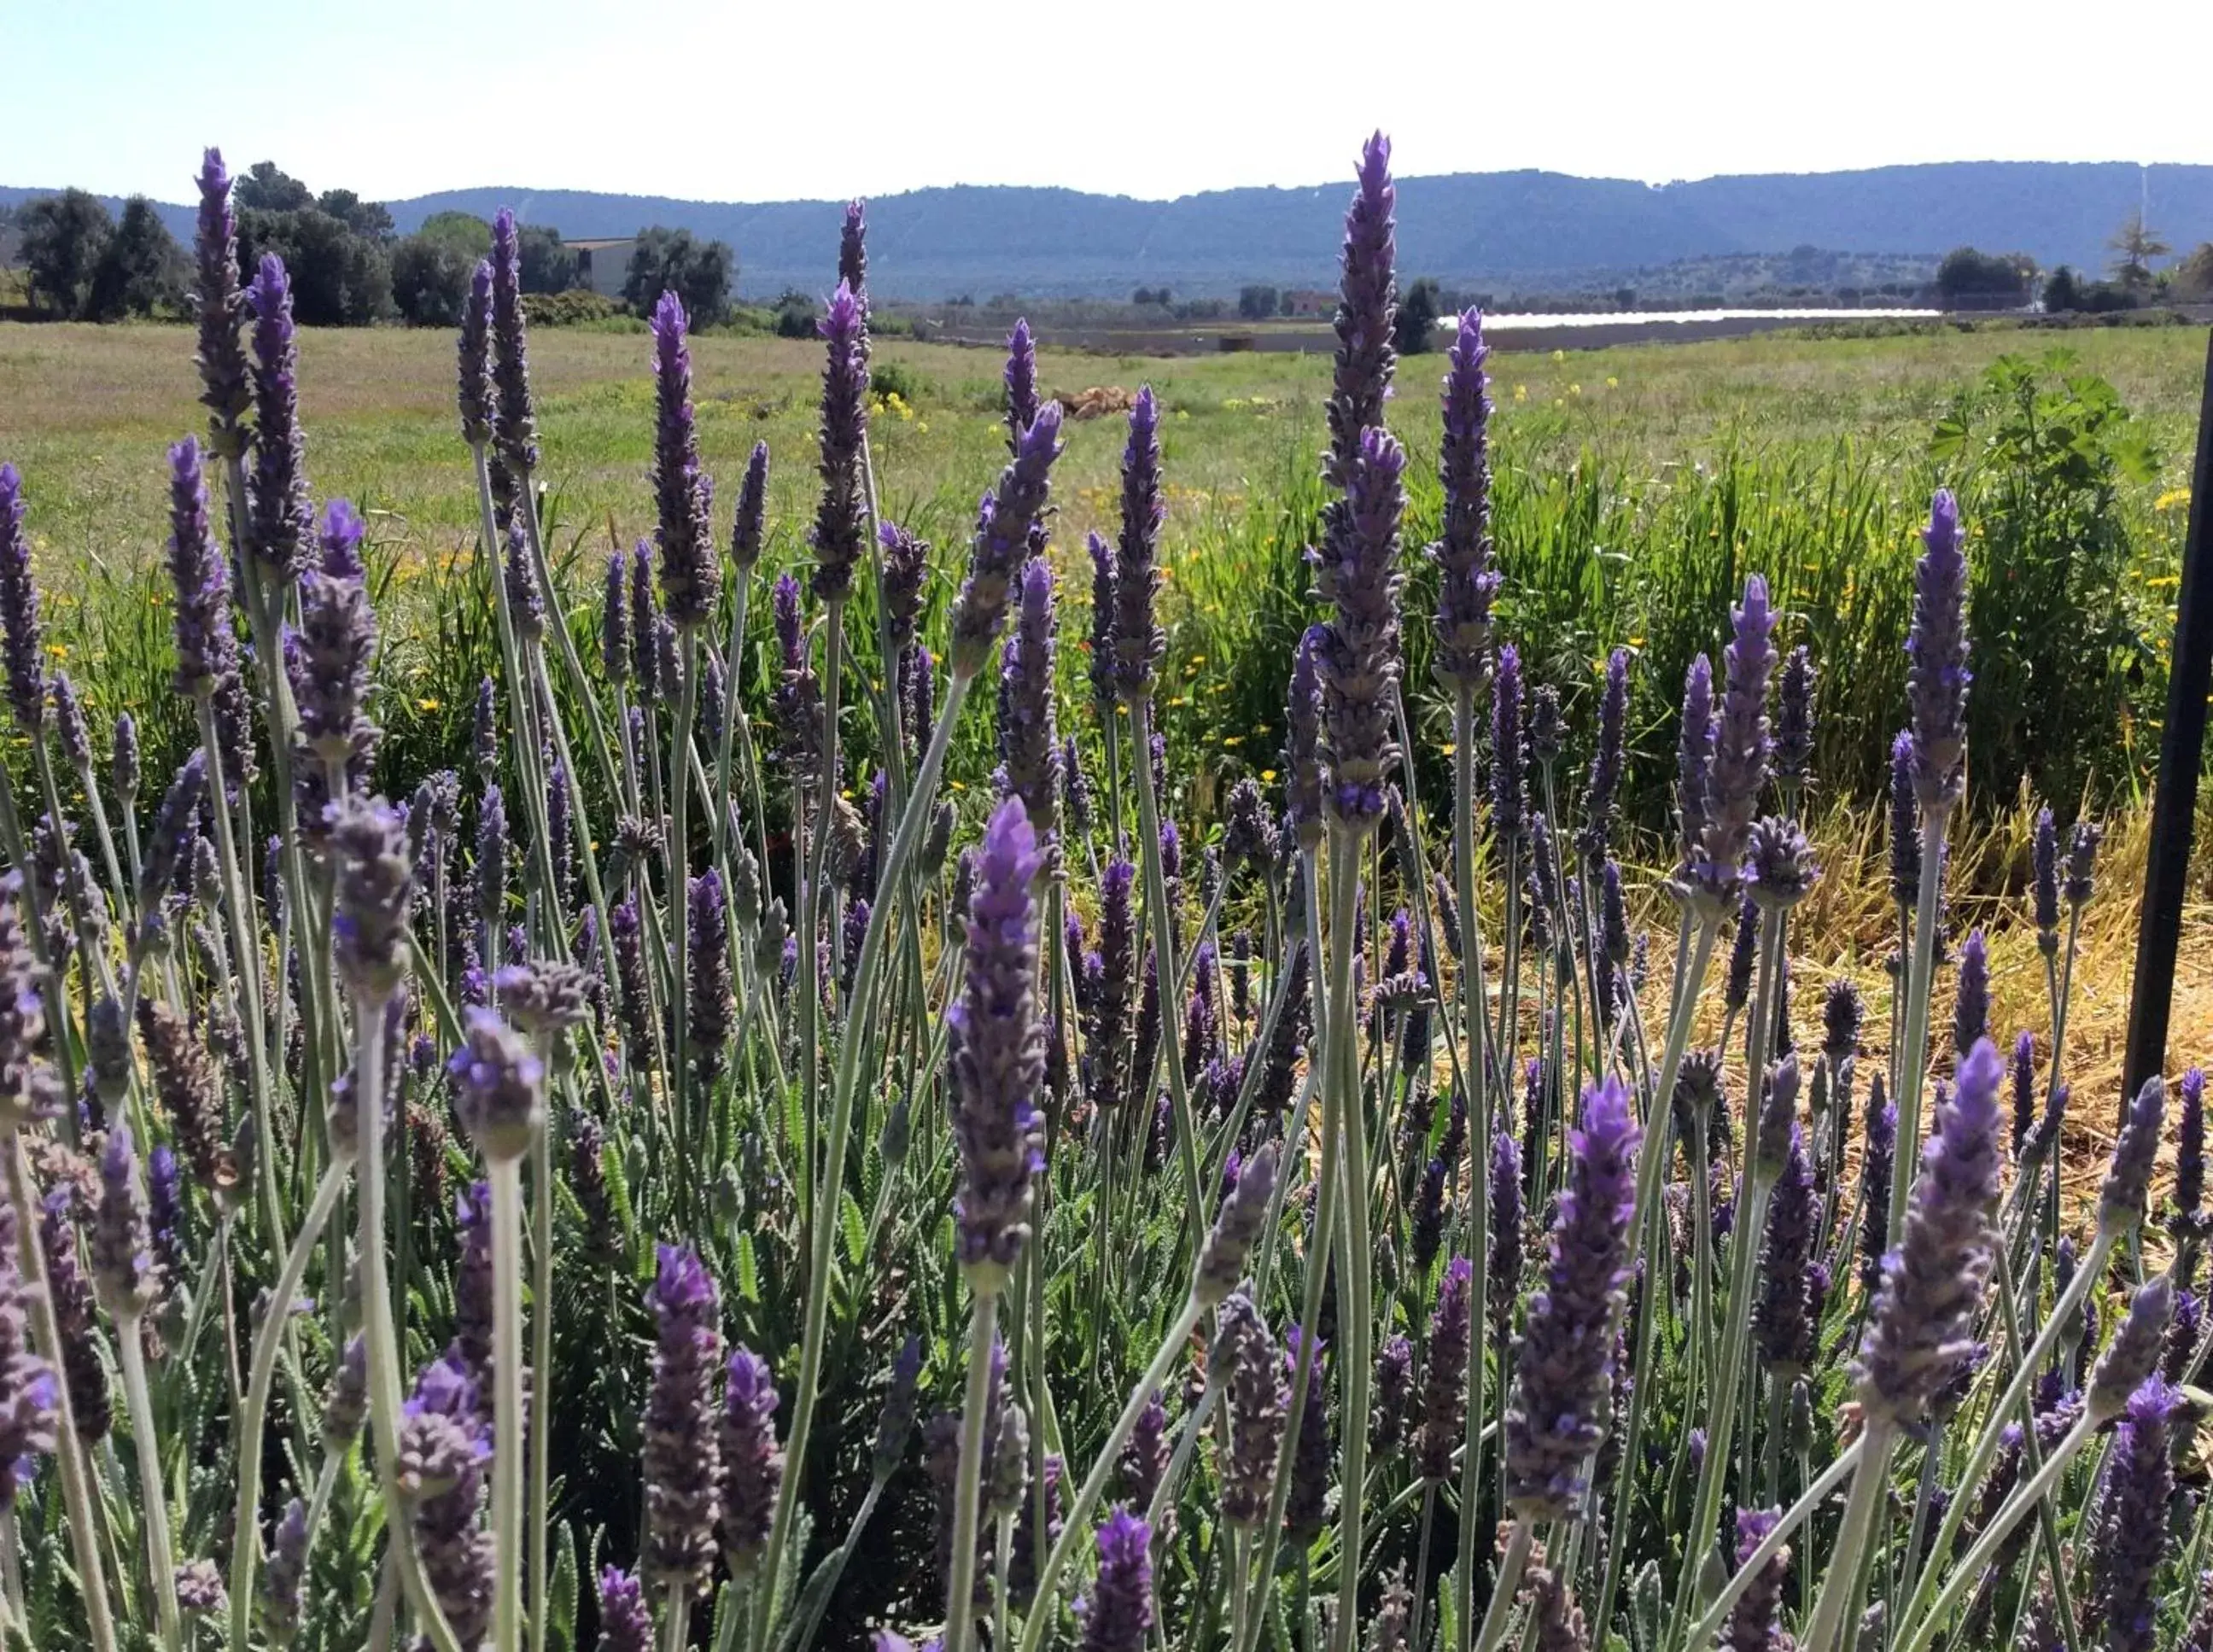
[569, 237, 638, 298]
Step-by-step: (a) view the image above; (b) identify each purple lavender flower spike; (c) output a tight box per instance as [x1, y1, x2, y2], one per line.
[91, 1122, 157, 1320]
[1773, 644, 1816, 789]
[1112, 386, 1165, 705]
[2009, 1031, 2038, 1159]
[192, 149, 252, 458]
[1285, 627, 1326, 848]
[1908, 489, 1971, 811]
[458, 259, 493, 448]
[769, 572, 821, 779]
[260, 1496, 310, 1641]
[1724, 1507, 1791, 1652]
[292, 554, 380, 768]
[489, 210, 540, 480]
[0, 1181, 57, 1510]
[1490, 641, 1526, 843]
[1953, 929, 1988, 1055]
[399, 1352, 492, 1644]
[2088, 1378, 2180, 1652]
[318, 496, 367, 578]
[998, 558, 1060, 841]
[41, 1187, 108, 1440]
[1004, 318, 1038, 452]
[838, 198, 868, 297]
[1077, 1509, 1153, 1652]
[447, 1007, 543, 1162]
[0, 465, 44, 733]
[1373, 1334, 1414, 1456]
[1215, 1290, 1284, 1526]
[950, 404, 1066, 675]
[1489, 1131, 1524, 1340]
[719, 1345, 783, 1575]
[1504, 1075, 1640, 1521]
[49, 673, 89, 775]
[246, 254, 314, 581]
[1311, 423, 1407, 832]
[650, 290, 720, 628]
[1415, 1256, 1473, 1483]
[629, 542, 660, 699]
[1430, 309, 1501, 692]
[600, 550, 629, 687]
[1581, 647, 1629, 862]
[476, 783, 508, 927]
[728, 439, 770, 577]
[809, 281, 868, 605]
[1196, 1141, 1278, 1305]
[2100, 1073, 2166, 1237]
[1690, 575, 1776, 910]
[1753, 1126, 1818, 1374]
[596, 1567, 655, 1652]
[880, 519, 928, 662]
[1887, 729, 1920, 909]
[1282, 1325, 1332, 1543]
[165, 439, 242, 707]
[1675, 654, 1716, 885]
[1855, 1037, 2004, 1428]
[1324, 131, 1398, 487]
[687, 871, 733, 1086]
[327, 796, 416, 1013]
[2064, 819, 2102, 908]
[2175, 1067, 2205, 1229]
[111, 711, 137, 803]
[2089, 1276, 2175, 1421]
[644, 1245, 723, 1596]
[949, 797, 1048, 1287]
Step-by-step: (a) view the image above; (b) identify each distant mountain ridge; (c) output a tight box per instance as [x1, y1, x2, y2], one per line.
[6, 161, 2208, 301]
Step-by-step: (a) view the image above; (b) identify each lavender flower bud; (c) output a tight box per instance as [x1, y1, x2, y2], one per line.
[259, 1496, 309, 1643]
[1724, 1507, 1791, 1652]
[1372, 1334, 1414, 1457]
[1690, 575, 1775, 908]
[1119, 1390, 1170, 1515]
[1312, 424, 1406, 832]
[1252, 937, 1310, 1127]
[1258, 630, 1317, 850]
[2006, 1030, 2039, 1159]
[192, 149, 251, 458]
[1324, 132, 1397, 487]
[688, 872, 733, 1086]
[644, 1246, 722, 1595]
[1576, 646, 1630, 864]
[719, 1345, 782, 1574]
[1077, 1509, 1153, 1652]
[879, 521, 929, 663]
[1504, 1076, 1640, 1521]
[1747, 815, 1818, 909]
[2100, 1074, 2165, 1237]
[1772, 645, 1815, 787]
[871, 1335, 924, 1482]
[596, 1567, 654, 1652]
[458, 258, 493, 448]
[501, 520, 544, 642]
[1430, 310, 1501, 692]
[628, 544, 660, 701]
[1754, 1126, 1818, 1373]
[2088, 1277, 2175, 1421]
[1856, 1038, 2004, 1428]
[950, 398, 1065, 677]
[447, 1007, 543, 1161]
[1003, 318, 1037, 450]
[399, 1353, 491, 1645]
[1415, 1256, 1473, 1482]
[176, 1561, 229, 1618]
[803, 282, 869, 607]
[1676, 655, 1716, 884]
[1490, 641, 1526, 843]
[0, 1183, 56, 1509]
[324, 1334, 368, 1448]
[2065, 819, 2103, 908]
[645, 292, 720, 627]
[245, 255, 314, 581]
[489, 211, 540, 479]
[1952, 928, 1990, 1055]
[0, 466, 39, 736]
[2031, 806, 2059, 953]
[997, 559, 1060, 841]
[1489, 1131, 1524, 1341]
[1908, 490, 1971, 810]
[92, 1122, 157, 1319]
[1216, 1290, 1284, 1527]
[2175, 1067, 2205, 1229]
[1112, 387, 1165, 704]
[2088, 1379, 2180, 1652]
[49, 673, 89, 776]
[41, 1187, 108, 1439]
[950, 797, 1048, 1287]
[838, 199, 868, 297]
[475, 783, 507, 928]
[291, 558, 379, 766]
[1196, 1141, 1277, 1305]
[1887, 730, 1920, 908]
[1282, 1325, 1331, 1543]
[1859, 1081, 1896, 1297]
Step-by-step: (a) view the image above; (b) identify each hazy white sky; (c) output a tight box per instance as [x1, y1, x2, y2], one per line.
[4, 0, 2208, 202]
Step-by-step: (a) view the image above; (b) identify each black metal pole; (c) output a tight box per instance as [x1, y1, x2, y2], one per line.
[2122, 328, 2213, 1111]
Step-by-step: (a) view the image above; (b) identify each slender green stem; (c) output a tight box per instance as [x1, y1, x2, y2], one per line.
[1470, 1519, 1534, 1652]
[528, 1085, 557, 1652]
[1327, 827, 1375, 1652]
[353, 986, 466, 1652]
[228, 1157, 353, 1652]
[942, 1291, 1002, 1652]
[1802, 1424, 1897, 1652]
[115, 1315, 183, 1652]
[1130, 698, 1207, 1231]
[488, 1157, 527, 1652]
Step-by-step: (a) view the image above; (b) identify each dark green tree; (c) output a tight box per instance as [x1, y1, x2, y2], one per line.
[622, 226, 733, 324]
[235, 161, 314, 213]
[1237, 284, 1280, 321]
[517, 225, 573, 294]
[237, 208, 391, 324]
[317, 189, 394, 240]
[1394, 276, 1441, 355]
[2041, 266, 2082, 312]
[1936, 247, 2034, 306]
[773, 289, 818, 338]
[86, 196, 185, 319]
[17, 189, 112, 317]
[2107, 210, 2170, 291]
[390, 232, 475, 325]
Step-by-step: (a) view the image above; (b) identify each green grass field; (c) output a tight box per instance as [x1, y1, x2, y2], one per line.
[0, 316, 2200, 837]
